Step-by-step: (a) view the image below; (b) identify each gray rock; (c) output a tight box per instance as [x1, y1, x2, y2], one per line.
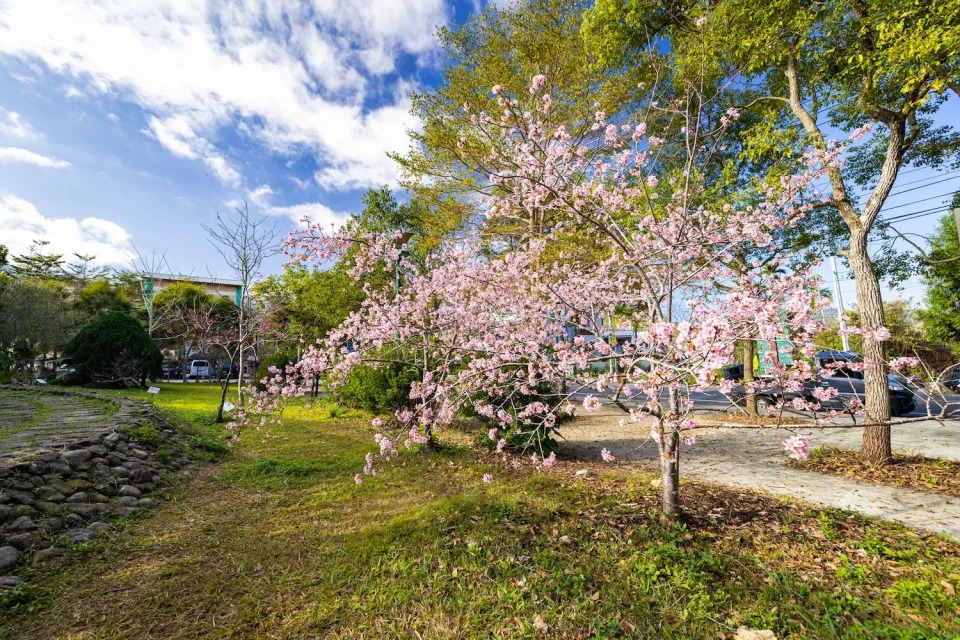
[136, 498, 155, 508]
[36, 450, 59, 463]
[46, 462, 73, 475]
[3, 489, 35, 505]
[64, 513, 86, 527]
[34, 501, 61, 515]
[31, 547, 65, 564]
[29, 476, 45, 487]
[6, 532, 35, 551]
[89, 457, 109, 466]
[65, 528, 94, 544]
[39, 518, 63, 534]
[122, 460, 141, 470]
[9, 516, 37, 532]
[34, 487, 66, 502]
[0, 546, 19, 571]
[118, 485, 141, 498]
[0, 506, 10, 523]
[103, 432, 123, 447]
[27, 460, 49, 475]
[117, 496, 138, 507]
[66, 479, 93, 491]
[88, 522, 112, 532]
[62, 449, 92, 466]
[131, 469, 153, 483]
[45, 479, 74, 495]
[130, 448, 149, 459]
[68, 504, 101, 519]
[64, 492, 88, 504]
[114, 506, 137, 517]
[110, 466, 131, 478]
[87, 445, 109, 456]
[10, 505, 40, 519]
[0, 575, 23, 589]
[7, 478, 36, 492]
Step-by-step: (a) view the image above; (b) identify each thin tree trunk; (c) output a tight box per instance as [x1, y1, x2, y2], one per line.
[743, 338, 757, 416]
[216, 351, 238, 423]
[659, 387, 682, 517]
[849, 230, 892, 463]
[660, 429, 681, 516]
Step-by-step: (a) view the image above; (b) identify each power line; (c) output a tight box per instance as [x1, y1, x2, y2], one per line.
[884, 174, 960, 198]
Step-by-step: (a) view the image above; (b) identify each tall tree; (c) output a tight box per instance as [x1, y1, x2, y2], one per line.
[10, 240, 66, 280]
[585, 0, 960, 463]
[919, 204, 960, 355]
[395, 0, 645, 247]
[204, 202, 280, 420]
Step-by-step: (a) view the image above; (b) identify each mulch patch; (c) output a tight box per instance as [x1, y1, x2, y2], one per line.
[788, 445, 960, 498]
[695, 411, 809, 427]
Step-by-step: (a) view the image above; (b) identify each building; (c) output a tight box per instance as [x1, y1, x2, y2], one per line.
[142, 273, 243, 306]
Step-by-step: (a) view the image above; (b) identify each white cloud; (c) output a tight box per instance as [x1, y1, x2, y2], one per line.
[0, 193, 134, 265]
[243, 183, 349, 229]
[0, 0, 447, 189]
[0, 109, 40, 140]
[0, 147, 70, 168]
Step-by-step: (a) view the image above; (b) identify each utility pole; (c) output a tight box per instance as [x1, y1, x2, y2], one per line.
[831, 256, 851, 352]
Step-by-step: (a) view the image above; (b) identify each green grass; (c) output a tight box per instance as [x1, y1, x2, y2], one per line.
[1, 384, 958, 639]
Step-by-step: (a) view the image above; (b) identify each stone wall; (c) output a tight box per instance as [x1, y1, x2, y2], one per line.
[0, 387, 193, 586]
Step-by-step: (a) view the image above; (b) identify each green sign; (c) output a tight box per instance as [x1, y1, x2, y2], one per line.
[756, 335, 793, 373]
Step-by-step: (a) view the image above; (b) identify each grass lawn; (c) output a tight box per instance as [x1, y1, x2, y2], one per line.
[1, 384, 958, 639]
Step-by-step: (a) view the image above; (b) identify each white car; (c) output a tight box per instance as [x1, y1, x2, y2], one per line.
[187, 359, 211, 379]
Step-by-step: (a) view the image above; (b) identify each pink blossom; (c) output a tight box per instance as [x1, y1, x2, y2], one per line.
[695, 16, 708, 26]
[582, 395, 602, 412]
[600, 448, 615, 462]
[482, 473, 493, 483]
[530, 74, 546, 94]
[783, 434, 810, 460]
[889, 356, 919, 371]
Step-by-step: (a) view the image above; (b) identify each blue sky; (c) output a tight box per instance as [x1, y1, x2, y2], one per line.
[0, 0, 484, 276]
[0, 0, 957, 310]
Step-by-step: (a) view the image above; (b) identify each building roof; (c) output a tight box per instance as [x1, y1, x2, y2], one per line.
[143, 272, 243, 287]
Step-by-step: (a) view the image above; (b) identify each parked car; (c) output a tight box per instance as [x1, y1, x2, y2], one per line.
[187, 359, 211, 380]
[162, 361, 181, 379]
[941, 369, 960, 393]
[732, 352, 916, 417]
[219, 362, 239, 378]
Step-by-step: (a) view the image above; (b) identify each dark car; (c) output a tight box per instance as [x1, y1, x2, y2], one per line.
[733, 373, 915, 417]
[163, 362, 182, 379]
[732, 350, 916, 416]
[941, 369, 960, 393]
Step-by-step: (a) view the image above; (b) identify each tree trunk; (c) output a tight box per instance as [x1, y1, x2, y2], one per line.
[742, 338, 757, 416]
[848, 230, 892, 463]
[659, 387, 682, 517]
[660, 429, 681, 517]
[216, 352, 238, 423]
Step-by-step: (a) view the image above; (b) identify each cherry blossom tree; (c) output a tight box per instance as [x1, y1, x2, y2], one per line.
[239, 70, 863, 515]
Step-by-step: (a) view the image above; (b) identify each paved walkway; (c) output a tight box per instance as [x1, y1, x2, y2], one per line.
[559, 405, 960, 538]
[0, 389, 115, 459]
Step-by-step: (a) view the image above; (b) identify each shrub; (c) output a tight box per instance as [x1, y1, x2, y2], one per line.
[467, 382, 573, 456]
[61, 312, 162, 387]
[126, 423, 162, 446]
[333, 363, 419, 413]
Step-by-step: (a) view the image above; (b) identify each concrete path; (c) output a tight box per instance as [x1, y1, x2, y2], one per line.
[0, 388, 114, 459]
[559, 405, 960, 538]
